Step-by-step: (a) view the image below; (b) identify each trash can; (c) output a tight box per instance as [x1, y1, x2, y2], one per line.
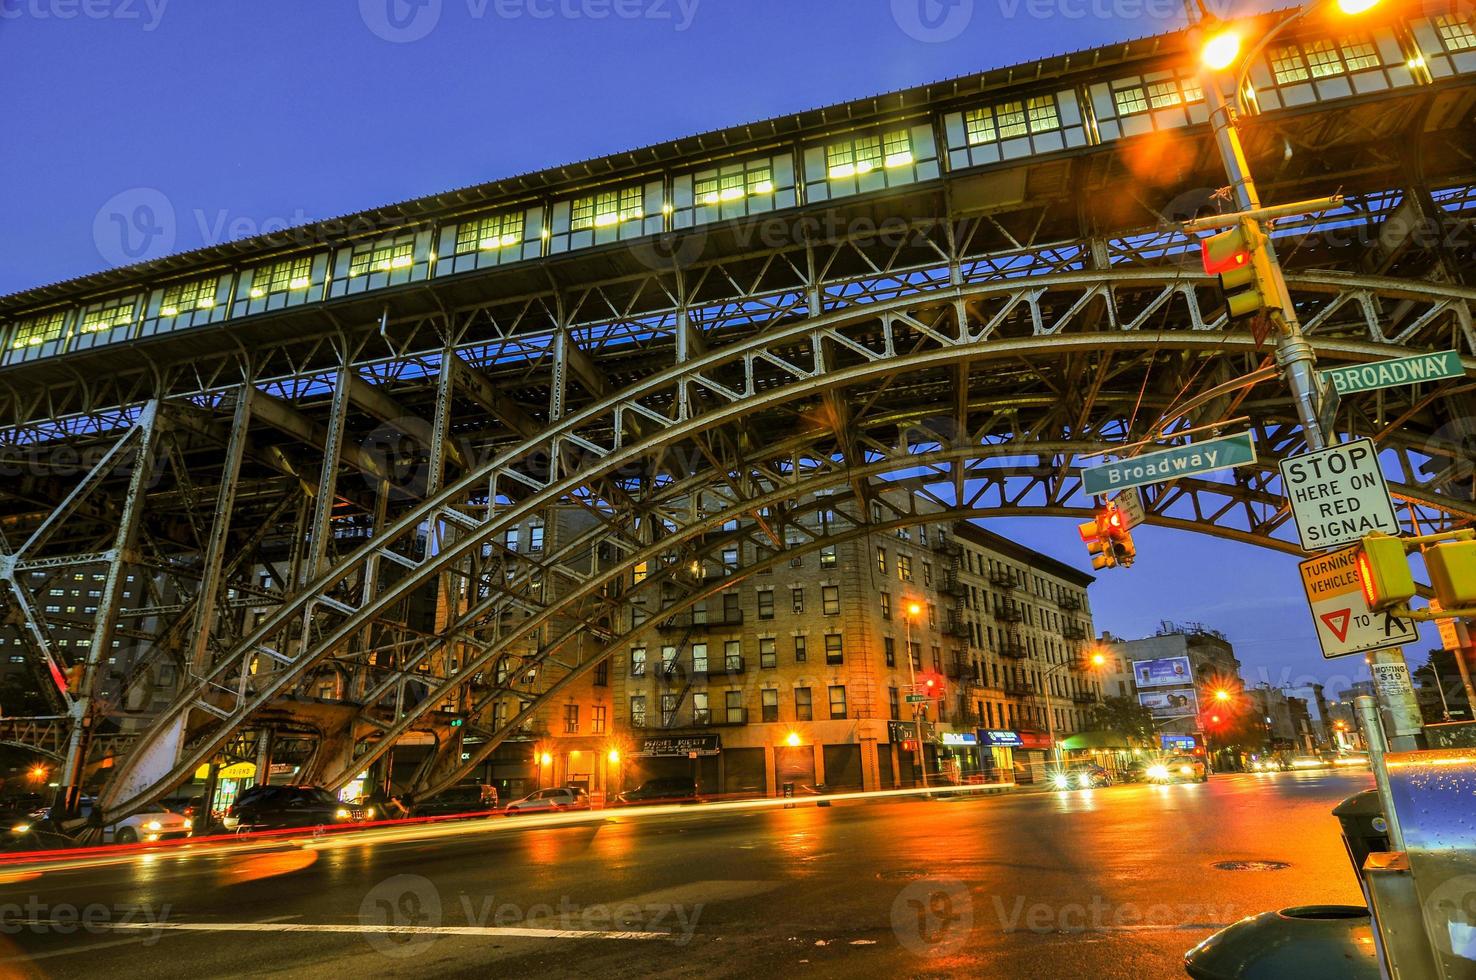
[1184, 906, 1378, 979]
[813, 782, 831, 807]
[1331, 789, 1389, 882]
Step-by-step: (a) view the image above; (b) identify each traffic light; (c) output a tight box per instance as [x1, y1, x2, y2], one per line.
[64, 663, 85, 694]
[1201, 220, 1280, 322]
[921, 674, 944, 699]
[1079, 518, 1116, 570]
[1425, 539, 1476, 608]
[1355, 532, 1416, 612]
[1101, 502, 1136, 568]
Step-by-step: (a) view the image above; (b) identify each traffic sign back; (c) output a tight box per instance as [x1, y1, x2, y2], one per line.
[1279, 438, 1399, 551]
[1299, 545, 1417, 659]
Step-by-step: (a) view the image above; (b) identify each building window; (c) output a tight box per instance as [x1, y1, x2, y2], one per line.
[80, 296, 135, 334]
[158, 277, 218, 317]
[693, 642, 709, 673]
[760, 637, 777, 669]
[723, 591, 741, 622]
[10, 311, 66, 350]
[630, 647, 647, 677]
[564, 704, 580, 734]
[822, 586, 840, 616]
[633, 561, 648, 584]
[927, 602, 937, 628]
[594, 658, 609, 687]
[1270, 35, 1379, 84]
[898, 555, 912, 582]
[695, 162, 774, 204]
[885, 636, 896, 667]
[456, 211, 524, 253]
[662, 694, 678, 727]
[761, 689, 779, 723]
[726, 690, 746, 724]
[964, 95, 1059, 145]
[1436, 14, 1476, 52]
[528, 524, 545, 551]
[880, 591, 892, 620]
[825, 128, 912, 179]
[795, 687, 813, 721]
[724, 640, 743, 672]
[791, 587, 805, 614]
[248, 256, 312, 298]
[794, 635, 807, 662]
[889, 686, 900, 719]
[630, 695, 647, 728]
[722, 547, 740, 572]
[592, 705, 607, 734]
[757, 588, 775, 620]
[693, 692, 710, 725]
[571, 186, 643, 231]
[829, 685, 848, 719]
[910, 642, 922, 671]
[819, 546, 837, 568]
[348, 239, 414, 278]
[922, 562, 932, 587]
[825, 633, 844, 666]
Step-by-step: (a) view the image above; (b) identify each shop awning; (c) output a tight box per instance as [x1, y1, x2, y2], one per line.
[1059, 731, 1131, 751]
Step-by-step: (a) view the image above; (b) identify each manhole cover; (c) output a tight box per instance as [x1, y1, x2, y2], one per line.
[875, 869, 928, 881]
[1214, 860, 1291, 871]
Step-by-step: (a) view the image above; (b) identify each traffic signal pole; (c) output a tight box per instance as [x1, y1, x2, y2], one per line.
[1186, 5, 1327, 453]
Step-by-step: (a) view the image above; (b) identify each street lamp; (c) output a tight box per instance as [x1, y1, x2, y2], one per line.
[903, 601, 929, 790]
[1042, 652, 1107, 776]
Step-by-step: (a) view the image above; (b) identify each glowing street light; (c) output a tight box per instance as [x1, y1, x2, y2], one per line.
[785, 731, 802, 748]
[539, 752, 553, 766]
[606, 749, 620, 764]
[1200, 29, 1241, 71]
[1214, 689, 1232, 703]
[1336, 0, 1380, 14]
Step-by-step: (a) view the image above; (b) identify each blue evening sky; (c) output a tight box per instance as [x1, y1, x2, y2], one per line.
[0, 0, 1405, 695]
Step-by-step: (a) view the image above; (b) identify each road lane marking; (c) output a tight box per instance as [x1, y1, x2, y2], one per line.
[88, 920, 670, 941]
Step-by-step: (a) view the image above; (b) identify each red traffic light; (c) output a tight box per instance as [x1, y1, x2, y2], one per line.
[1201, 232, 1250, 276]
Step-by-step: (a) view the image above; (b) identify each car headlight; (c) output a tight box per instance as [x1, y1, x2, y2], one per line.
[184, 818, 193, 830]
[1077, 774, 1091, 787]
[335, 808, 351, 819]
[10, 823, 30, 834]
[146, 820, 162, 831]
[1147, 765, 1169, 780]
[1179, 766, 1192, 775]
[366, 807, 376, 819]
[1053, 774, 1070, 788]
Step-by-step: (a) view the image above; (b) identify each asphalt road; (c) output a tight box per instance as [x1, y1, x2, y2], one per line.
[0, 771, 1372, 979]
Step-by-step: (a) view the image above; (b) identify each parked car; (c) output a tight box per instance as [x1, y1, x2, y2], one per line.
[1145, 755, 1208, 783]
[1250, 756, 1290, 773]
[412, 784, 499, 818]
[503, 787, 590, 815]
[19, 800, 190, 845]
[1289, 754, 1334, 771]
[615, 777, 700, 805]
[222, 785, 367, 831]
[1051, 764, 1111, 791]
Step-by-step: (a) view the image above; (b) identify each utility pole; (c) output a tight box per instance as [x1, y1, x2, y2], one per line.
[905, 604, 929, 790]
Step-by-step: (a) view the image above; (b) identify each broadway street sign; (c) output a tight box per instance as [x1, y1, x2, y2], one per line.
[1081, 432, 1256, 496]
[1320, 351, 1464, 396]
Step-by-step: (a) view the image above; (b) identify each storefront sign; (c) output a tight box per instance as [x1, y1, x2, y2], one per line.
[1132, 656, 1193, 689]
[940, 731, 978, 745]
[1016, 731, 1053, 751]
[887, 720, 916, 744]
[638, 734, 720, 757]
[980, 730, 1024, 747]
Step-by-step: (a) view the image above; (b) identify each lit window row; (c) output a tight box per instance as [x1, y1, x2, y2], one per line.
[695, 163, 774, 204]
[1269, 34, 1380, 84]
[81, 296, 136, 334]
[963, 96, 1059, 146]
[826, 128, 913, 178]
[159, 277, 218, 317]
[571, 187, 643, 230]
[456, 211, 525, 253]
[348, 239, 415, 278]
[248, 256, 313, 298]
[1436, 14, 1476, 52]
[1110, 76, 1202, 117]
[10, 311, 66, 349]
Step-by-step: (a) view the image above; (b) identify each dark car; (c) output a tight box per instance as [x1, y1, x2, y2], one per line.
[616, 777, 700, 805]
[1051, 764, 1111, 791]
[413, 784, 499, 818]
[222, 785, 366, 832]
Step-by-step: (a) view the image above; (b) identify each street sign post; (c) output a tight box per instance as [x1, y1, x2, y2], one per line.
[1300, 545, 1419, 659]
[1319, 350, 1464, 396]
[1081, 432, 1256, 496]
[1279, 437, 1400, 552]
[1111, 487, 1146, 529]
[904, 693, 928, 704]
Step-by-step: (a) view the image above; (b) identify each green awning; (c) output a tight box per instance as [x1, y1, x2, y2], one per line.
[1059, 731, 1132, 751]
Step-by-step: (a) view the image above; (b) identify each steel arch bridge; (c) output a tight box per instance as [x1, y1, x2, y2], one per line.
[0, 10, 1473, 822]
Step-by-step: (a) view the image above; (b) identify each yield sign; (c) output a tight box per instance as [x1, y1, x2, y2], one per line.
[1299, 545, 1418, 659]
[1320, 610, 1351, 643]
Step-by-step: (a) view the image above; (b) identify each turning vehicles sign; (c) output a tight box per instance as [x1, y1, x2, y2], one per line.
[1300, 545, 1418, 659]
[1279, 438, 1400, 552]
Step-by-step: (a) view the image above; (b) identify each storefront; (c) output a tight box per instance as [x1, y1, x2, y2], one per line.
[629, 734, 722, 796]
[1058, 731, 1136, 776]
[937, 731, 982, 782]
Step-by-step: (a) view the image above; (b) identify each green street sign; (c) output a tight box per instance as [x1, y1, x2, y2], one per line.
[904, 694, 929, 703]
[1081, 432, 1256, 496]
[1320, 351, 1464, 396]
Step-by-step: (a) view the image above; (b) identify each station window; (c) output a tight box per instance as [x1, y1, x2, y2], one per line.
[1269, 35, 1380, 84]
[81, 296, 136, 334]
[964, 95, 1059, 146]
[1436, 14, 1476, 51]
[248, 256, 313, 298]
[348, 239, 415, 278]
[695, 163, 773, 205]
[9, 311, 66, 350]
[826, 128, 912, 179]
[455, 211, 525, 253]
[571, 186, 642, 231]
[159, 277, 218, 317]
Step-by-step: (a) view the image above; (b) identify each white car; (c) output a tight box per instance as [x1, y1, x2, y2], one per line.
[503, 787, 590, 815]
[24, 802, 191, 844]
